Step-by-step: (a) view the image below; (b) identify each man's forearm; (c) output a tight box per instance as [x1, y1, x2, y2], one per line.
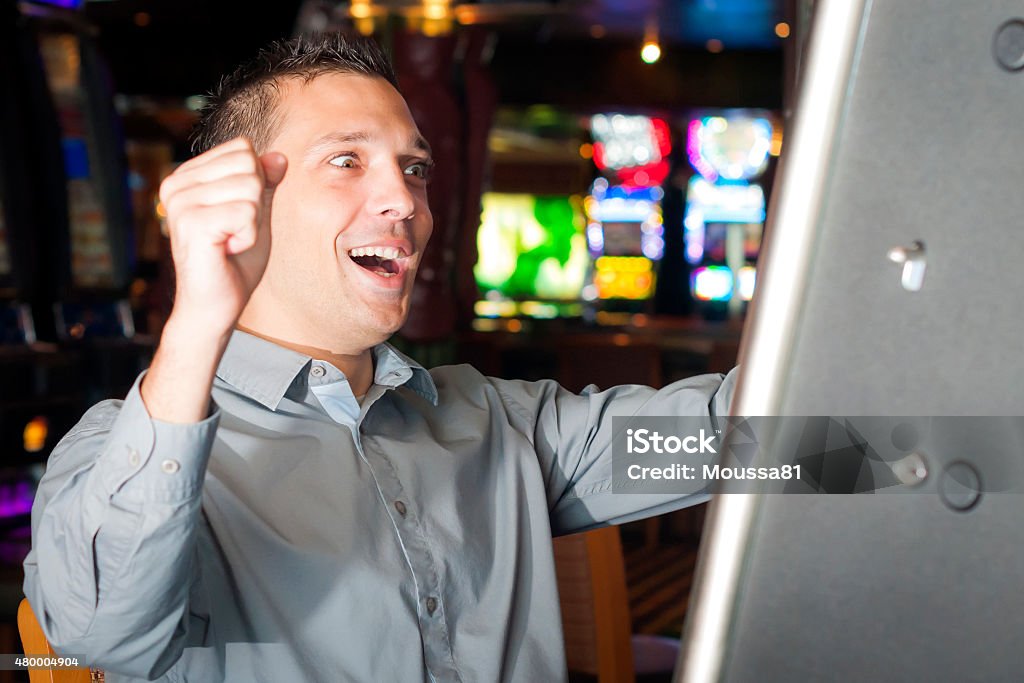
[142, 314, 233, 423]
[25, 374, 221, 677]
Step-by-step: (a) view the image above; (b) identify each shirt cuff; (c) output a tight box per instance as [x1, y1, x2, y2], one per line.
[94, 372, 221, 502]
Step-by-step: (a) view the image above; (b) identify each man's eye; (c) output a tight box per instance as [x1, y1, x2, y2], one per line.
[404, 163, 431, 179]
[329, 154, 358, 168]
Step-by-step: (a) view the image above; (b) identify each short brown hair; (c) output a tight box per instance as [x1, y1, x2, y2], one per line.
[190, 34, 399, 155]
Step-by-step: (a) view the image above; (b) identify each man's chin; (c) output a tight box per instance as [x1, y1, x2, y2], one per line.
[352, 306, 410, 343]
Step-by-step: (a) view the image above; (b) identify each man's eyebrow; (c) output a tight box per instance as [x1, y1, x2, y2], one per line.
[304, 131, 433, 159]
[305, 131, 373, 156]
[412, 135, 432, 158]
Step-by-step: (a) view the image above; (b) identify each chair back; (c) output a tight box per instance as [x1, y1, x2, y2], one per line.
[17, 598, 96, 683]
[553, 526, 635, 683]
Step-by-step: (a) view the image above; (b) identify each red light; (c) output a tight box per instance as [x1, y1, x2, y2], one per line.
[615, 160, 669, 188]
[592, 141, 608, 170]
[651, 118, 672, 156]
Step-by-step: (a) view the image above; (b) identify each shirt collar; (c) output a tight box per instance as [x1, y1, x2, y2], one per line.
[216, 329, 438, 409]
[371, 343, 438, 405]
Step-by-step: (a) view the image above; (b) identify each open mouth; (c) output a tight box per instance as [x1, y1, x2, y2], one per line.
[347, 246, 407, 278]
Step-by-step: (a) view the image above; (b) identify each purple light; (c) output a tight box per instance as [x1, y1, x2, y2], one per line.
[687, 119, 719, 182]
[642, 235, 664, 260]
[0, 482, 35, 519]
[586, 223, 604, 253]
[33, 0, 85, 8]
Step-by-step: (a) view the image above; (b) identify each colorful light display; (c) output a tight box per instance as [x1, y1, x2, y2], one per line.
[683, 178, 765, 265]
[474, 193, 589, 318]
[590, 114, 672, 188]
[584, 179, 665, 301]
[692, 265, 734, 301]
[594, 256, 655, 300]
[683, 111, 774, 317]
[687, 115, 773, 183]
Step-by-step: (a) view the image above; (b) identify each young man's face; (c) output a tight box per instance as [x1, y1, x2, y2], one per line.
[248, 72, 434, 352]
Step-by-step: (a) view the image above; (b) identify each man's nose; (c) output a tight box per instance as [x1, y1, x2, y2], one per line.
[368, 166, 416, 220]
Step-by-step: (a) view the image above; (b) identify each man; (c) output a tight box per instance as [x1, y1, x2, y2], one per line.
[24, 34, 737, 682]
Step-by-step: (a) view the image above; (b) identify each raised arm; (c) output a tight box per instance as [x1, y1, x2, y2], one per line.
[22, 138, 286, 678]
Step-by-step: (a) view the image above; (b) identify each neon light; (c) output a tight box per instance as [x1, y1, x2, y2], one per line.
[691, 115, 774, 181]
[23, 417, 48, 454]
[586, 223, 604, 253]
[685, 177, 766, 223]
[594, 256, 655, 299]
[519, 301, 560, 318]
[684, 207, 705, 264]
[738, 266, 756, 301]
[601, 184, 661, 202]
[641, 42, 661, 64]
[592, 141, 607, 170]
[688, 119, 719, 182]
[651, 118, 672, 157]
[0, 481, 35, 519]
[34, 0, 84, 8]
[590, 114, 671, 182]
[474, 300, 518, 318]
[641, 235, 664, 260]
[692, 266, 734, 301]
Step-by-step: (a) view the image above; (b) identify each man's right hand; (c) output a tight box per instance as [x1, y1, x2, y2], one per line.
[158, 137, 287, 334]
[142, 138, 287, 423]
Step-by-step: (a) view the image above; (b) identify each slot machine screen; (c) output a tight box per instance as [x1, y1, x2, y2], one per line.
[37, 32, 116, 289]
[703, 222, 762, 263]
[474, 193, 589, 317]
[600, 221, 644, 256]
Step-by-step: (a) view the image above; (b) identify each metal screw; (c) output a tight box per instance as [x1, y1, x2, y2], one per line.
[994, 19, 1024, 72]
[939, 462, 982, 512]
[887, 241, 927, 292]
[892, 451, 929, 486]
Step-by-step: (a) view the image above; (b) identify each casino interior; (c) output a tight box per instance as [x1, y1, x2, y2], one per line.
[0, 0, 849, 680]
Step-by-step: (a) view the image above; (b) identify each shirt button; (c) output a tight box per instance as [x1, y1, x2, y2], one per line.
[310, 365, 326, 378]
[425, 597, 438, 615]
[127, 448, 140, 467]
[161, 459, 181, 474]
[394, 501, 407, 517]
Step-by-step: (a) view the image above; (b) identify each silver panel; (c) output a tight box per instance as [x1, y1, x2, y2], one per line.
[679, 0, 1024, 680]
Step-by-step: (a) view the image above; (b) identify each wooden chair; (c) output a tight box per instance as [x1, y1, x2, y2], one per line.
[553, 527, 680, 683]
[17, 599, 102, 682]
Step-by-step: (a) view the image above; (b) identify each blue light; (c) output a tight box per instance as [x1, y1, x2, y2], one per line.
[673, 0, 784, 50]
[30, 0, 86, 8]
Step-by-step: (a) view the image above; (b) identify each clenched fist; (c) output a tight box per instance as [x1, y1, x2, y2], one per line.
[158, 137, 287, 334]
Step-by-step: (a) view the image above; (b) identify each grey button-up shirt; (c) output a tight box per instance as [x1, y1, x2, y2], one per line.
[23, 331, 737, 682]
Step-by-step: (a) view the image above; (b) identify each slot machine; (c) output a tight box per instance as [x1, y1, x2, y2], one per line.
[586, 114, 670, 320]
[679, 2, 1024, 681]
[683, 112, 775, 320]
[20, 0, 152, 404]
[0, 0, 86, 563]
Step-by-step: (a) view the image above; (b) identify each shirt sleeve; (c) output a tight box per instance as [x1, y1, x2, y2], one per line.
[488, 367, 740, 536]
[22, 371, 219, 679]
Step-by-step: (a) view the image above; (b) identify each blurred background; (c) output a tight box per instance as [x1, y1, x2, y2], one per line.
[0, 0, 810, 678]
